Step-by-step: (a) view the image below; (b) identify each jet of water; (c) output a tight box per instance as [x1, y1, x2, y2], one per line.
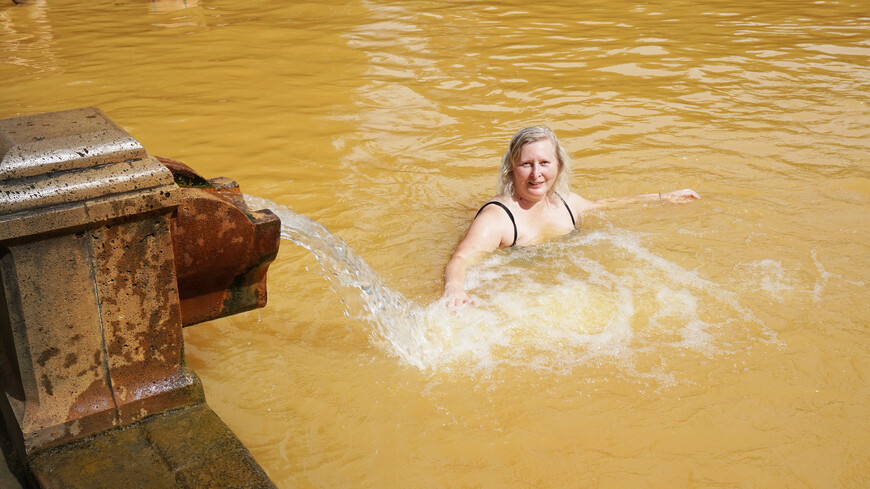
[244, 195, 442, 369]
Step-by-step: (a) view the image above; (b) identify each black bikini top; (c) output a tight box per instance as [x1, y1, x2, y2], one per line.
[474, 194, 575, 247]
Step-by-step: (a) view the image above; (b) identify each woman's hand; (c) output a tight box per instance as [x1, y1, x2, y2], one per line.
[662, 188, 700, 204]
[442, 287, 474, 309]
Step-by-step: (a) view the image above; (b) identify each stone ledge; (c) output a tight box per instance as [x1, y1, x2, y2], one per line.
[26, 403, 276, 489]
[0, 107, 145, 182]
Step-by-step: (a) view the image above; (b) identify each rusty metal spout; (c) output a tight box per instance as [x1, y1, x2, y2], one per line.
[157, 157, 281, 327]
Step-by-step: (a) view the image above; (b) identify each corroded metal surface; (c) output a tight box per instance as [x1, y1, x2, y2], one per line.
[159, 157, 280, 327]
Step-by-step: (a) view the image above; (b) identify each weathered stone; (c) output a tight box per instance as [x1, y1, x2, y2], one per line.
[0, 107, 145, 182]
[0, 107, 278, 488]
[0, 108, 199, 457]
[0, 107, 177, 242]
[0, 232, 118, 452]
[28, 404, 276, 489]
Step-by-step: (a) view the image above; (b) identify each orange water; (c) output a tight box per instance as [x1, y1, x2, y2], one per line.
[3, 1, 869, 487]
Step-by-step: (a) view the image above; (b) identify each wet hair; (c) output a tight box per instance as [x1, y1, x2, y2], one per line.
[497, 126, 571, 198]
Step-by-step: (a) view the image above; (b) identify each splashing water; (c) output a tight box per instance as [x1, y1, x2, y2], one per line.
[244, 195, 438, 369]
[244, 195, 772, 375]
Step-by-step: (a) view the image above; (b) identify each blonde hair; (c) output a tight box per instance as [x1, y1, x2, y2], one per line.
[497, 126, 571, 198]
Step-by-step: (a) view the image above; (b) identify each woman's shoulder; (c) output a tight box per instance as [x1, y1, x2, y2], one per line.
[475, 196, 514, 218]
[465, 196, 517, 248]
[475, 194, 514, 212]
[564, 192, 598, 214]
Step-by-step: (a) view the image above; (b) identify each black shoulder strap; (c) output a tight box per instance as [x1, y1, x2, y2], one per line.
[475, 201, 517, 247]
[556, 193, 575, 226]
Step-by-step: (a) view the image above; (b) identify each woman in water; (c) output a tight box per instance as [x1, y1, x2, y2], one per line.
[442, 126, 700, 308]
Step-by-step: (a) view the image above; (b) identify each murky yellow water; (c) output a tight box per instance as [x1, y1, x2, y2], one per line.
[3, 0, 870, 487]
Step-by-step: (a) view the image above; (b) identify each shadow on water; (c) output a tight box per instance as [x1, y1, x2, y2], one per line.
[244, 195, 778, 379]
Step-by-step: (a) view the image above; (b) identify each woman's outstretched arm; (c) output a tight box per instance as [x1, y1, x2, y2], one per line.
[569, 188, 700, 214]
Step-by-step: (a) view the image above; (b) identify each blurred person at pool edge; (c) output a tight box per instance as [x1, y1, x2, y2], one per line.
[442, 126, 700, 308]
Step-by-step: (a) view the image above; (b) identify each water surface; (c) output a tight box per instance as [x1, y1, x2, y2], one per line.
[2, 1, 869, 487]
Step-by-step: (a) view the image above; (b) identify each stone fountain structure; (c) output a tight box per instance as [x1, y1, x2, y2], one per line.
[0, 107, 280, 488]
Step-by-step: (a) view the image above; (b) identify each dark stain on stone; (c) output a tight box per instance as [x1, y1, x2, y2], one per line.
[64, 352, 78, 368]
[42, 374, 53, 396]
[38, 346, 60, 367]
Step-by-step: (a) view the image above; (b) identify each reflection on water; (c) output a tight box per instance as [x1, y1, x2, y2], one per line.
[148, 0, 200, 14]
[3, 0, 870, 487]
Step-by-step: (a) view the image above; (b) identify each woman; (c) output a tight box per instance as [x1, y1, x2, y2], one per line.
[442, 126, 700, 308]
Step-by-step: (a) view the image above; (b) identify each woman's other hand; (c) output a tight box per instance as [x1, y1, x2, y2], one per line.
[663, 188, 700, 203]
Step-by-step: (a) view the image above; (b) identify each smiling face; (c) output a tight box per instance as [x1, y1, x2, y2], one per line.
[512, 138, 561, 203]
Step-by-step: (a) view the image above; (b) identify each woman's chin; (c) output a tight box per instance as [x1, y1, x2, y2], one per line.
[519, 186, 549, 200]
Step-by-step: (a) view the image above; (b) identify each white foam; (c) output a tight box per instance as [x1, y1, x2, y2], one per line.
[734, 259, 793, 301]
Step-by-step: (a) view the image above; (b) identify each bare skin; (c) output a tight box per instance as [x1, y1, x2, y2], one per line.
[442, 138, 700, 308]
